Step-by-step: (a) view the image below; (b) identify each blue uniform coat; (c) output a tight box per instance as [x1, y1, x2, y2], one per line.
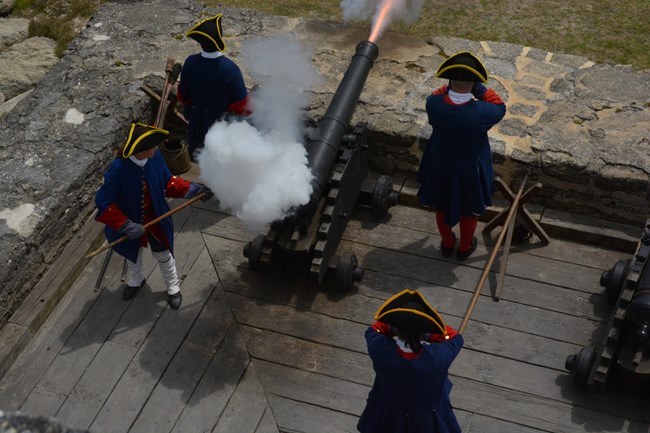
[417, 90, 506, 226]
[357, 328, 464, 433]
[95, 152, 175, 263]
[178, 54, 248, 152]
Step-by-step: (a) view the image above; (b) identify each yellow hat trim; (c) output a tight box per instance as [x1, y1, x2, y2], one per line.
[374, 289, 447, 334]
[186, 14, 226, 52]
[121, 123, 169, 159]
[435, 51, 488, 83]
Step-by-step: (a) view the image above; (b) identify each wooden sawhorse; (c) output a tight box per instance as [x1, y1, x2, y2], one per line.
[482, 176, 550, 244]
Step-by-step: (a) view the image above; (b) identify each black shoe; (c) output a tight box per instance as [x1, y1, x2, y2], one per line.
[123, 279, 145, 300]
[168, 292, 182, 310]
[456, 237, 478, 261]
[440, 233, 456, 258]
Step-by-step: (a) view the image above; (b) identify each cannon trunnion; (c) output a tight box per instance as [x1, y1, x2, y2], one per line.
[243, 40, 399, 291]
[565, 219, 650, 393]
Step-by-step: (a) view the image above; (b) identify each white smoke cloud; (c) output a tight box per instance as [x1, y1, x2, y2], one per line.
[341, 0, 425, 40]
[197, 35, 321, 233]
[340, 0, 374, 22]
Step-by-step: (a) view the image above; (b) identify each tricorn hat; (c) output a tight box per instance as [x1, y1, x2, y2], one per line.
[186, 14, 226, 52]
[436, 51, 488, 83]
[121, 123, 169, 159]
[374, 289, 447, 334]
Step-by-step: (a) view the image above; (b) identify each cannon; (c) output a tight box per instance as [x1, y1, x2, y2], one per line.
[565, 218, 650, 394]
[243, 40, 399, 291]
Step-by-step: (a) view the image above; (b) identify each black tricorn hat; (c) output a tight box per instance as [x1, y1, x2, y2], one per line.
[121, 123, 169, 158]
[186, 14, 226, 52]
[374, 289, 447, 334]
[436, 51, 488, 83]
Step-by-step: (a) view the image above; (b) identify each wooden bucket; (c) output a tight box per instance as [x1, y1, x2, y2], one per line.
[161, 136, 191, 175]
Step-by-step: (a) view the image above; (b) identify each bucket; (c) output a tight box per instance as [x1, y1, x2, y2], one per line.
[161, 135, 191, 175]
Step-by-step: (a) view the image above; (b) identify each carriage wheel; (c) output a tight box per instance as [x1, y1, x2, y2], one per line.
[565, 346, 595, 388]
[336, 253, 364, 291]
[243, 235, 266, 271]
[600, 259, 629, 304]
[371, 175, 397, 219]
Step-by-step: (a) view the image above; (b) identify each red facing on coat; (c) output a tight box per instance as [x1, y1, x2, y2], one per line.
[228, 94, 253, 116]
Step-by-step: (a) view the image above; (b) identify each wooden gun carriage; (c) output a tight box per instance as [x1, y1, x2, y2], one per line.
[566, 218, 650, 394]
[243, 40, 399, 291]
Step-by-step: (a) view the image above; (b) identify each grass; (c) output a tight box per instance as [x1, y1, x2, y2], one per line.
[10, 0, 650, 69]
[205, 0, 650, 70]
[12, 0, 107, 56]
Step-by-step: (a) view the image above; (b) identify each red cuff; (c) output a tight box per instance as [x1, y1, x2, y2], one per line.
[444, 325, 459, 340]
[428, 325, 459, 343]
[96, 203, 128, 231]
[228, 94, 253, 116]
[372, 321, 393, 335]
[480, 88, 504, 104]
[176, 87, 191, 105]
[165, 176, 191, 198]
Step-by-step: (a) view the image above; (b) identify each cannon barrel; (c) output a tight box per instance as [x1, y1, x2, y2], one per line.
[298, 40, 379, 220]
[243, 39, 394, 291]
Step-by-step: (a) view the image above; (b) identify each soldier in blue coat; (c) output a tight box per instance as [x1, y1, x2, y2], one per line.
[95, 123, 211, 309]
[358, 289, 464, 433]
[417, 52, 506, 261]
[177, 14, 252, 159]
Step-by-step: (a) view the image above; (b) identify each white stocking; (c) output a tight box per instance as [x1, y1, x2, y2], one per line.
[126, 248, 144, 287]
[151, 250, 180, 295]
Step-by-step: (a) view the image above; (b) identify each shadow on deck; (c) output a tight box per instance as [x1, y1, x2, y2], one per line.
[0, 182, 648, 432]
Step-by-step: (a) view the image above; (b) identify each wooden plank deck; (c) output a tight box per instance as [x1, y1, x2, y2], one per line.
[1, 195, 649, 433]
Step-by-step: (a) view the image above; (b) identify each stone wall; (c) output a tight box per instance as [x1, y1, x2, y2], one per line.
[356, 35, 650, 224]
[0, 11, 58, 113]
[0, 0, 200, 325]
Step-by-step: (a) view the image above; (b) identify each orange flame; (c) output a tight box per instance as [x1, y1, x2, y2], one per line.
[369, 0, 396, 43]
